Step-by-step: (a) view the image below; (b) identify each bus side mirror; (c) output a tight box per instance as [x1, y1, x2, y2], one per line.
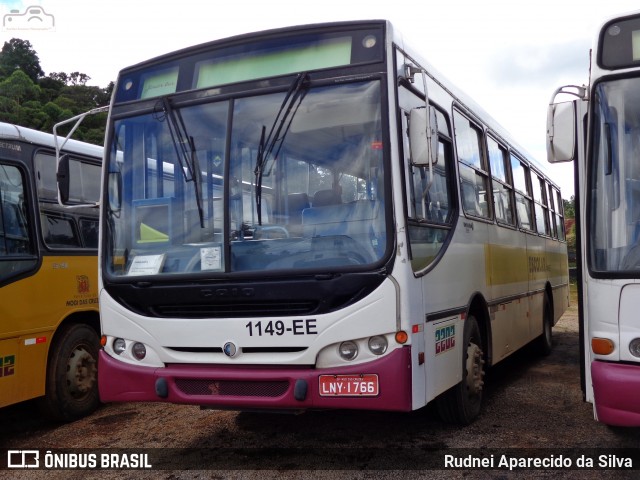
[108, 171, 122, 212]
[57, 154, 70, 205]
[547, 101, 577, 163]
[410, 107, 438, 166]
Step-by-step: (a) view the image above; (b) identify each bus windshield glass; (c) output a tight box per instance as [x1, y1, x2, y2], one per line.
[105, 80, 387, 278]
[589, 76, 640, 272]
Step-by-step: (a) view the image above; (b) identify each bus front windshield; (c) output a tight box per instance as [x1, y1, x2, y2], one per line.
[590, 77, 640, 273]
[105, 80, 387, 278]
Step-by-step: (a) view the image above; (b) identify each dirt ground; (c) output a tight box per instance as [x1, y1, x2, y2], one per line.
[1, 285, 640, 479]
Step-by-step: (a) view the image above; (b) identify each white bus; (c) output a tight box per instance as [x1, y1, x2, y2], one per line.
[548, 10, 640, 426]
[91, 20, 568, 424]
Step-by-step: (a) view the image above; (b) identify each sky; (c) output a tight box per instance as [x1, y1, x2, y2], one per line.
[2, 0, 640, 199]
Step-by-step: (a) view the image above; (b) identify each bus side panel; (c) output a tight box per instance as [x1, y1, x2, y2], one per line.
[423, 314, 464, 401]
[0, 256, 98, 333]
[0, 338, 20, 407]
[525, 234, 547, 342]
[0, 335, 50, 408]
[547, 236, 570, 324]
[486, 226, 529, 363]
[0, 256, 98, 407]
[420, 224, 490, 401]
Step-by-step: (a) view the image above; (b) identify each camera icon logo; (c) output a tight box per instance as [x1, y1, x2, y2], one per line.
[7, 450, 40, 469]
[3, 5, 55, 31]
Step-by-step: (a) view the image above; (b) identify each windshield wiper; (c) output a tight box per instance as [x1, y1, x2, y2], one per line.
[254, 72, 310, 225]
[161, 97, 204, 228]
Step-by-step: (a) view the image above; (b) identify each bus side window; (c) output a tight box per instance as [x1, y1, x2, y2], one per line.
[79, 218, 99, 248]
[487, 136, 516, 226]
[407, 134, 455, 272]
[510, 154, 534, 231]
[41, 213, 82, 248]
[0, 164, 37, 282]
[454, 110, 491, 220]
[410, 140, 453, 223]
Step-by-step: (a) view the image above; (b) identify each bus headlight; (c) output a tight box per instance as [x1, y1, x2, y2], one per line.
[629, 338, 640, 358]
[339, 341, 358, 361]
[368, 335, 388, 355]
[113, 338, 126, 355]
[132, 342, 147, 360]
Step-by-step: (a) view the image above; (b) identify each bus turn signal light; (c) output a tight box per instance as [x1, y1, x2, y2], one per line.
[592, 338, 614, 355]
[395, 331, 408, 344]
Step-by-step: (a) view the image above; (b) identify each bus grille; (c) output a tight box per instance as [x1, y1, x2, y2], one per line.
[152, 301, 317, 318]
[174, 379, 289, 397]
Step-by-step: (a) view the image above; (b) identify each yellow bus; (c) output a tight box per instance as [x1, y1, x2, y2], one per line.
[0, 122, 102, 421]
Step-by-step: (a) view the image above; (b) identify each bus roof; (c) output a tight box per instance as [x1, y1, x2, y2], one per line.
[0, 122, 103, 159]
[115, 19, 555, 186]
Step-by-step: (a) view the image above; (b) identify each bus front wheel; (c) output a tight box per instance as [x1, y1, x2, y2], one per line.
[435, 315, 485, 425]
[39, 323, 100, 422]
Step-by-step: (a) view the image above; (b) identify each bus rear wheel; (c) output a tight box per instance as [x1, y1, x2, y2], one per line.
[534, 293, 553, 356]
[38, 323, 100, 422]
[435, 315, 485, 425]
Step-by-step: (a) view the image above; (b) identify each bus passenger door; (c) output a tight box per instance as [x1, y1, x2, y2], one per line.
[398, 80, 458, 404]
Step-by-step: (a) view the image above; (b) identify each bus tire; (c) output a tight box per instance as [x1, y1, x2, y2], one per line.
[534, 293, 553, 356]
[435, 315, 485, 425]
[38, 323, 100, 422]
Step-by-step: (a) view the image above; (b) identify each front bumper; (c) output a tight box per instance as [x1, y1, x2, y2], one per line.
[98, 346, 413, 412]
[591, 360, 640, 426]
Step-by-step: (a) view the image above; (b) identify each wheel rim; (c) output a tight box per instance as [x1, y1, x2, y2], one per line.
[465, 342, 485, 397]
[66, 346, 97, 398]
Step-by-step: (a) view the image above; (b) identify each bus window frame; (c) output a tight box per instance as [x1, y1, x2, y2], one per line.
[532, 169, 551, 237]
[453, 107, 493, 222]
[486, 132, 517, 229]
[0, 160, 40, 286]
[510, 153, 535, 233]
[398, 79, 457, 276]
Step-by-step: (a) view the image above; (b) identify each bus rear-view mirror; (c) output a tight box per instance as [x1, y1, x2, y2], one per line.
[409, 107, 438, 167]
[547, 101, 576, 163]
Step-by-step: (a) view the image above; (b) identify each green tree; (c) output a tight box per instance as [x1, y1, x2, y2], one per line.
[563, 196, 575, 219]
[0, 95, 19, 124]
[38, 75, 66, 103]
[0, 69, 41, 105]
[0, 38, 44, 82]
[0, 39, 113, 145]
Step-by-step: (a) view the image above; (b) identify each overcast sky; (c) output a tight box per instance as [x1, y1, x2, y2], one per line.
[2, 0, 640, 198]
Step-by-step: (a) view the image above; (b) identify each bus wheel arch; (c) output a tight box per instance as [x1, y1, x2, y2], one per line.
[435, 294, 489, 425]
[38, 312, 101, 422]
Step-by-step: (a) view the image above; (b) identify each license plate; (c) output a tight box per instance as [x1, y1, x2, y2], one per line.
[318, 374, 379, 397]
